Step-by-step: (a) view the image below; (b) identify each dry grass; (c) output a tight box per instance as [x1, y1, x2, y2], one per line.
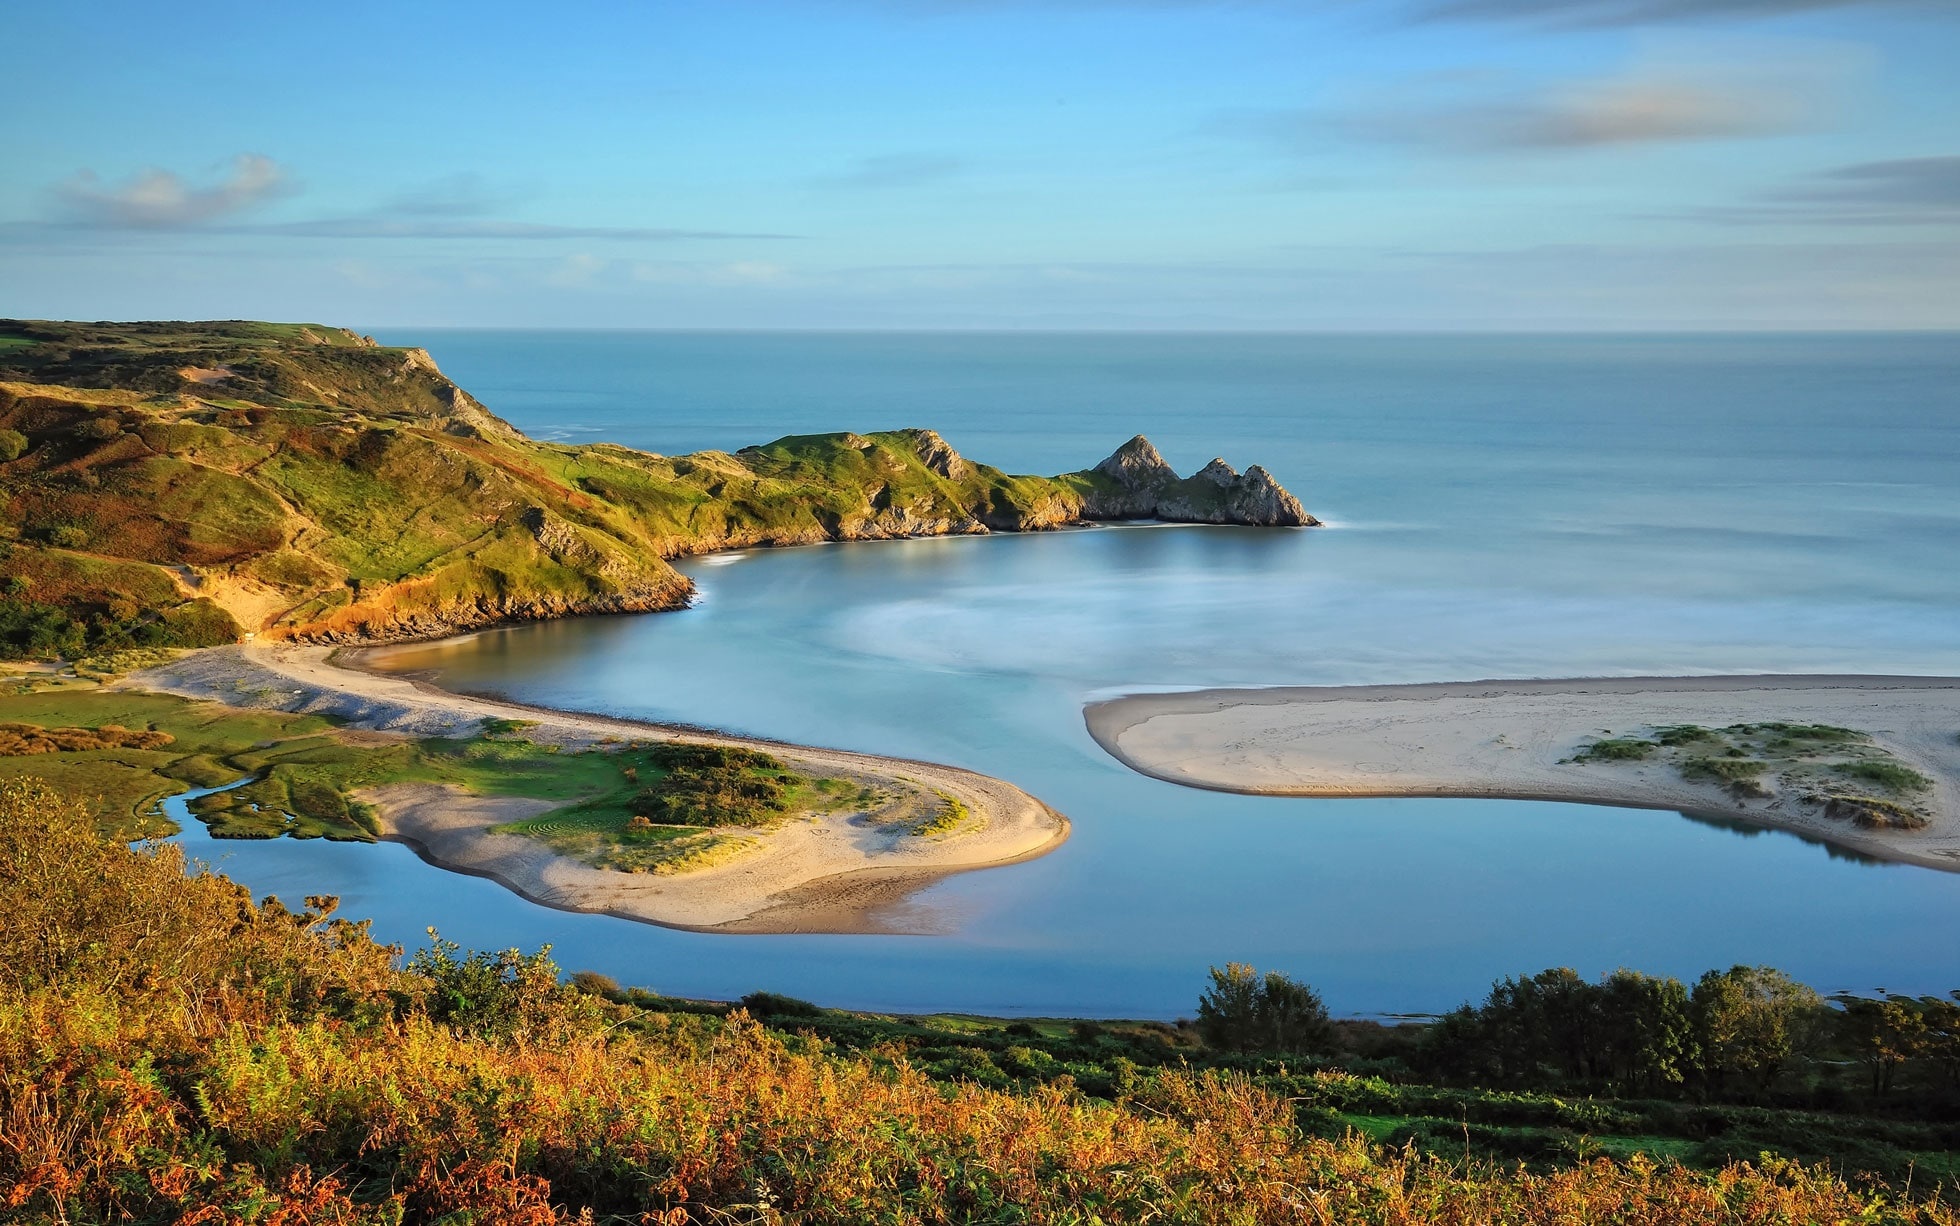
[0, 720, 173, 755]
[3, 774, 1956, 1224]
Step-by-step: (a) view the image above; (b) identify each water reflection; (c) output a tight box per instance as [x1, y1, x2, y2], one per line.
[1674, 810, 1889, 866]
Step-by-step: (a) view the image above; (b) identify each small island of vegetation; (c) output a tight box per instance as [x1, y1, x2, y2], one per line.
[1571, 720, 1935, 830]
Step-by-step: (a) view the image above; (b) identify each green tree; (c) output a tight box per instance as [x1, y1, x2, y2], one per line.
[1835, 994, 1928, 1096]
[1196, 963, 1333, 1054]
[1692, 965, 1821, 1096]
[0, 428, 26, 461]
[1600, 969, 1696, 1095]
[1916, 993, 1960, 1089]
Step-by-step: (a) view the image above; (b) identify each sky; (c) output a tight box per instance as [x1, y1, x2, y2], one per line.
[3, 0, 1957, 330]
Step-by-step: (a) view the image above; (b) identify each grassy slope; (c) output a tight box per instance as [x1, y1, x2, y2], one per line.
[5, 776, 1957, 1222]
[0, 319, 1144, 656]
[14, 679, 1955, 1192]
[635, 991, 1960, 1189]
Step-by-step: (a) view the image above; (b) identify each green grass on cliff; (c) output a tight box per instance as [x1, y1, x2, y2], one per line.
[0, 318, 1158, 658]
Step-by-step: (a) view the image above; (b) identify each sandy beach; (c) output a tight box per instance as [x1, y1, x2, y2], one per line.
[126, 644, 1068, 933]
[1086, 676, 1960, 870]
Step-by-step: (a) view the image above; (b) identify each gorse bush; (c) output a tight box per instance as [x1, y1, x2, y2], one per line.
[4, 774, 1960, 1223]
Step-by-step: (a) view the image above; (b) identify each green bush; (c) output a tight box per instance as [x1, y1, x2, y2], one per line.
[0, 429, 27, 461]
[740, 990, 822, 1018]
[1197, 963, 1333, 1054]
[45, 525, 89, 550]
[1682, 756, 1766, 784]
[1831, 759, 1931, 794]
[1575, 737, 1657, 762]
[630, 742, 795, 827]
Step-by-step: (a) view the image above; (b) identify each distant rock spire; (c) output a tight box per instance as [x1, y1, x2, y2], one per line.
[1080, 435, 1315, 527]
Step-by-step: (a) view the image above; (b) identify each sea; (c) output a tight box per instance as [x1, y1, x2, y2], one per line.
[169, 331, 1960, 1018]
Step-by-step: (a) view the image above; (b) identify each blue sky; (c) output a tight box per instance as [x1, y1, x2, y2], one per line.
[3, 0, 1956, 329]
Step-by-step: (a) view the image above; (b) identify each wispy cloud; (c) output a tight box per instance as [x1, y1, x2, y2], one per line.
[379, 172, 507, 218]
[875, 0, 1944, 24]
[1240, 44, 1853, 155]
[1410, 0, 1948, 27]
[225, 219, 797, 240]
[56, 154, 290, 228]
[1673, 154, 1960, 223]
[812, 153, 965, 189]
[29, 156, 794, 242]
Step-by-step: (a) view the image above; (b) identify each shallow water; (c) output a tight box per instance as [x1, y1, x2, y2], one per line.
[177, 332, 1960, 1017]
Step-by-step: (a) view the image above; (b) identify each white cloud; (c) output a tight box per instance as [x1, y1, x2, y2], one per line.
[57, 154, 289, 228]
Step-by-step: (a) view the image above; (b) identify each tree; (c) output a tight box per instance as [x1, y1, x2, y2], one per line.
[0, 429, 26, 462]
[1916, 993, 1960, 1090]
[1600, 969, 1696, 1096]
[1692, 965, 1821, 1096]
[1835, 994, 1928, 1096]
[1196, 963, 1333, 1054]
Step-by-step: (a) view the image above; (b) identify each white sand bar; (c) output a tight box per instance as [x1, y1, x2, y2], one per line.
[1086, 676, 1960, 870]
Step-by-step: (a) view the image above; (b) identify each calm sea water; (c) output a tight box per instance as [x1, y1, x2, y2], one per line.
[178, 332, 1960, 1018]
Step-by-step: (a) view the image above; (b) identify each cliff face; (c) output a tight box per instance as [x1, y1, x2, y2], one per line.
[1076, 436, 1316, 527]
[0, 320, 1314, 652]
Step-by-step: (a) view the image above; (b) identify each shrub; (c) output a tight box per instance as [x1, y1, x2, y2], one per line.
[0, 428, 27, 461]
[45, 525, 89, 549]
[1197, 963, 1333, 1054]
[1575, 737, 1657, 762]
[740, 990, 823, 1018]
[1655, 725, 1719, 746]
[1682, 756, 1766, 784]
[1832, 759, 1932, 794]
[630, 741, 795, 827]
[406, 930, 571, 1037]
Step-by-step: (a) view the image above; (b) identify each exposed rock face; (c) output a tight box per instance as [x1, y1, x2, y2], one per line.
[1087, 435, 1179, 516]
[910, 429, 969, 480]
[1079, 436, 1315, 527]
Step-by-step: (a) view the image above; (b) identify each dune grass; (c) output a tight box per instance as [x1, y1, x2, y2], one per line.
[1570, 720, 1936, 820]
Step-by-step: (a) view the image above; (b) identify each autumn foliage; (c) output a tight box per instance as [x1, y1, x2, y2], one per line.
[2, 775, 1956, 1224]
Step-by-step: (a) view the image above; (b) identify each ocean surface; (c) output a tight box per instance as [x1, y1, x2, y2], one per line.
[180, 332, 1960, 1017]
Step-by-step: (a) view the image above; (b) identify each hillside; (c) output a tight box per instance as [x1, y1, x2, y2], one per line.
[6, 776, 1958, 1222]
[0, 319, 1313, 655]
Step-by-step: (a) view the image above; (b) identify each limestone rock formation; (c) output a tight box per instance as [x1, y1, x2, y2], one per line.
[910, 429, 969, 480]
[1079, 436, 1316, 527]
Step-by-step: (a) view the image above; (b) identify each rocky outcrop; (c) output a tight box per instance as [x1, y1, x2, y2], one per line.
[910, 429, 969, 480]
[1078, 436, 1315, 527]
[1086, 435, 1179, 517]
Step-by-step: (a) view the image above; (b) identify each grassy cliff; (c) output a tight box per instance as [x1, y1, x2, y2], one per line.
[0, 318, 1311, 655]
